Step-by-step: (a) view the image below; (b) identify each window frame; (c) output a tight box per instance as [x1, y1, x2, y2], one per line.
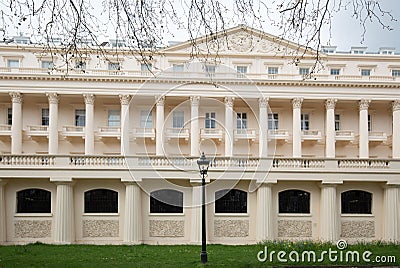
[41, 108, 50, 126]
[361, 69, 371, 76]
[140, 110, 153, 128]
[267, 66, 279, 75]
[330, 68, 340, 75]
[7, 108, 12, 125]
[7, 59, 20, 68]
[278, 189, 310, 214]
[75, 109, 86, 127]
[108, 62, 121, 71]
[172, 63, 184, 72]
[150, 189, 183, 214]
[41, 61, 53, 69]
[107, 109, 121, 127]
[215, 189, 248, 214]
[205, 112, 216, 129]
[335, 114, 341, 131]
[172, 110, 184, 129]
[299, 67, 310, 76]
[368, 114, 371, 132]
[16, 188, 51, 214]
[84, 189, 119, 214]
[236, 112, 247, 129]
[392, 70, 400, 77]
[341, 190, 372, 215]
[268, 113, 279, 130]
[301, 113, 310, 131]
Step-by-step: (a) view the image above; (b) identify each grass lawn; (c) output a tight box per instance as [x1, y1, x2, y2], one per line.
[0, 241, 399, 267]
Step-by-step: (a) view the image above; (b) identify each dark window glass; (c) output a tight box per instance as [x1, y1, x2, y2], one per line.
[215, 189, 247, 213]
[279, 189, 310, 213]
[301, 114, 310, 130]
[205, 112, 216, 129]
[341, 190, 372, 214]
[42, 108, 49, 126]
[17, 188, 51, 213]
[150, 189, 183, 213]
[75, 109, 86, 127]
[84, 189, 118, 213]
[7, 108, 12, 125]
[335, 114, 340, 131]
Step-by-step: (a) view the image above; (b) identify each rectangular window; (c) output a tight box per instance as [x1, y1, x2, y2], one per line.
[172, 111, 184, 128]
[205, 112, 216, 129]
[368, 114, 371, 132]
[172, 64, 184, 72]
[301, 114, 310, 130]
[75, 61, 86, 69]
[141, 63, 152, 72]
[140, 110, 152, 128]
[7, 59, 19, 68]
[236, 113, 247, 129]
[335, 114, 340, 131]
[7, 108, 12, 125]
[236, 66, 247, 78]
[330, 69, 340, 75]
[108, 62, 120, 70]
[41, 108, 49, 126]
[392, 70, 400, 77]
[268, 113, 279, 130]
[205, 65, 216, 77]
[41, 61, 53, 69]
[299, 67, 309, 75]
[267, 67, 278, 75]
[108, 110, 120, 127]
[75, 109, 86, 127]
[361, 69, 371, 76]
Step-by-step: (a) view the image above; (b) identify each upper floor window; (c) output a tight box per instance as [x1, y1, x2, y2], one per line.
[172, 64, 184, 72]
[172, 111, 184, 128]
[341, 190, 372, 214]
[41, 108, 49, 126]
[17, 188, 51, 213]
[301, 114, 310, 130]
[392, 70, 400, 77]
[75, 61, 86, 70]
[268, 113, 279, 130]
[205, 65, 216, 77]
[108, 62, 120, 71]
[278, 189, 310, 214]
[236, 66, 247, 78]
[368, 114, 371, 132]
[215, 189, 247, 213]
[205, 112, 216, 129]
[141, 63, 152, 72]
[299, 67, 309, 75]
[150, 189, 183, 213]
[330, 69, 340, 75]
[7, 108, 12, 125]
[41, 61, 53, 69]
[140, 110, 152, 128]
[7, 59, 20, 68]
[335, 114, 340, 131]
[75, 109, 86, 127]
[236, 113, 247, 129]
[84, 189, 118, 213]
[108, 110, 120, 127]
[361, 69, 371, 76]
[267, 67, 279, 75]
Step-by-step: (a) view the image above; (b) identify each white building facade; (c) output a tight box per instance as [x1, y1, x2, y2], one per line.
[0, 26, 399, 244]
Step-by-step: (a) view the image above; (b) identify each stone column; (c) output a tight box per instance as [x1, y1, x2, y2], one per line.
[259, 97, 269, 158]
[47, 93, 59, 154]
[292, 98, 303, 157]
[155, 96, 165, 156]
[359, 99, 370, 158]
[224, 97, 234, 157]
[190, 96, 200, 157]
[383, 185, 400, 242]
[83, 94, 95, 155]
[256, 183, 274, 242]
[124, 182, 142, 243]
[190, 183, 202, 244]
[325, 98, 337, 158]
[52, 179, 75, 244]
[10, 92, 23, 154]
[119, 95, 131, 155]
[392, 100, 400, 159]
[319, 183, 339, 241]
[0, 180, 7, 243]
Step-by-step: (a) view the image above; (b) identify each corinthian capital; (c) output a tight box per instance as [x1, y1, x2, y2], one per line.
[190, 96, 200, 106]
[258, 97, 269, 108]
[325, 98, 337, 110]
[155, 95, 165, 106]
[224, 97, 235, 107]
[392, 100, 400, 112]
[119, 94, 131, 106]
[359, 99, 371, 111]
[46, 93, 60, 104]
[292, 98, 303, 109]
[9, 92, 23, 104]
[83, 94, 95, 105]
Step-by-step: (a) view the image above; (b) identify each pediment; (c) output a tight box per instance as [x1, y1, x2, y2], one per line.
[163, 26, 317, 57]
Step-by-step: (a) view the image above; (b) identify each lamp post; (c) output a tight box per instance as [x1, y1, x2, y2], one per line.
[197, 152, 210, 264]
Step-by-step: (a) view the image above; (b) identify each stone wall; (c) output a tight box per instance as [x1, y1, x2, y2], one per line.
[341, 220, 375, 238]
[214, 220, 249, 237]
[149, 220, 184, 237]
[14, 220, 52, 238]
[278, 220, 312, 238]
[82, 220, 119, 237]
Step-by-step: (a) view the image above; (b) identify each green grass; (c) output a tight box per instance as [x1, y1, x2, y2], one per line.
[0, 241, 399, 267]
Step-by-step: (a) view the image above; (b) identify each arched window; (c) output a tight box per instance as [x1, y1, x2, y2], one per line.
[215, 189, 247, 213]
[341, 190, 372, 214]
[17, 188, 51, 213]
[150, 189, 183, 213]
[279, 189, 310, 213]
[84, 189, 118, 213]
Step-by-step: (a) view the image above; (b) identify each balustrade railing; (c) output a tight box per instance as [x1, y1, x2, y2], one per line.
[0, 155, 55, 165]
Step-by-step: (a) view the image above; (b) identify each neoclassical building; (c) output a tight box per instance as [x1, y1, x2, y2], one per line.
[0, 26, 399, 245]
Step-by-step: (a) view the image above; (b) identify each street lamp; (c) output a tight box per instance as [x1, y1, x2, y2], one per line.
[197, 152, 210, 264]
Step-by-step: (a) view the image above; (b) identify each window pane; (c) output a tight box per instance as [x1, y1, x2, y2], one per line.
[150, 189, 183, 213]
[75, 109, 86, 126]
[8, 60, 19, 68]
[17, 189, 51, 213]
[301, 114, 309, 130]
[108, 110, 121, 127]
[41, 61, 53, 69]
[392, 70, 400, 77]
[335, 114, 340, 131]
[215, 189, 247, 213]
[236, 66, 247, 74]
[141, 63, 152, 71]
[173, 64, 184, 72]
[7, 108, 12, 125]
[368, 114, 371, 132]
[299, 68, 309, 75]
[361, 69, 371, 76]
[42, 108, 49, 126]
[278, 190, 310, 213]
[75, 61, 86, 69]
[268, 67, 278, 74]
[84, 189, 118, 213]
[268, 113, 279, 130]
[330, 69, 340, 75]
[205, 112, 216, 129]
[236, 113, 247, 129]
[108, 62, 120, 70]
[341, 190, 372, 214]
[140, 110, 152, 128]
[173, 111, 184, 128]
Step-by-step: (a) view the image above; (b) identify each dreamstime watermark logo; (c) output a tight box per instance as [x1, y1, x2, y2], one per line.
[257, 240, 396, 264]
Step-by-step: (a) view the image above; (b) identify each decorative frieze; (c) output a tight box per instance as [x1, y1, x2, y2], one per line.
[341, 220, 375, 238]
[224, 97, 235, 107]
[359, 99, 371, 111]
[9, 92, 23, 104]
[278, 220, 312, 238]
[82, 220, 119, 237]
[258, 97, 269, 108]
[119, 94, 131, 106]
[190, 96, 200, 106]
[83, 94, 95, 105]
[325, 98, 337, 110]
[291, 98, 303, 109]
[149, 220, 184, 237]
[46, 92, 60, 104]
[392, 100, 400, 112]
[14, 220, 52, 238]
[214, 220, 249, 237]
[155, 95, 165, 106]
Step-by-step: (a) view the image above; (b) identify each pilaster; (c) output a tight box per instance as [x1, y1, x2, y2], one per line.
[359, 99, 370, 158]
[392, 100, 400, 159]
[190, 96, 200, 157]
[224, 97, 234, 157]
[319, 183, 340, 241]
[256, 183, 274, 242]
[155, 95, 165, 156]
[325, 98, 337, 158]
[0, 180, 7, 243]
[292, 98, 303, 157]
[119, 94, 131, 155]
[123, 182, 142, 243]
[47, 93, 59, 154]
[83, 94, 95, 155]
[9, 92, 23, 154]
[259, 97, 269, 158]
[383, 184, 400, 242]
